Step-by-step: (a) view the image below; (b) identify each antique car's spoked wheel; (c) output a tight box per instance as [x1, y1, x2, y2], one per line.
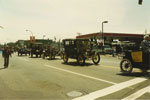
[49, 53, 52, 60]
[31, 53, 33, 58]
[52, 55, 55, 59]
[77, 55, 85, 65]
[63, 53, 68, 63]
[141, 69, 148, 74]
[60, 52, 64, 59]
[42, 53, 45, 59]
[120, 59, 133, 73]
[51, 52, 55, 59]
[92, 53, 100, 65]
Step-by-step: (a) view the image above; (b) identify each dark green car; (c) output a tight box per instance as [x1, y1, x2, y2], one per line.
[62, 38, 100, 65]
[30, 42, 43, 58]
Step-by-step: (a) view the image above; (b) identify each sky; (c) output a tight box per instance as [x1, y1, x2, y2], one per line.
[0, 0, 150, 44]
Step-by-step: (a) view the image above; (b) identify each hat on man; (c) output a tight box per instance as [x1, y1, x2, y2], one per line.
[144, 35, 149, 39]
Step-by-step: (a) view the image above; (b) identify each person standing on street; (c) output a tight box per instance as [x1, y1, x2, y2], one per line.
[141, 35, 150, 52]
[141, 35, 150, 73]
[2, 46, 12, 68]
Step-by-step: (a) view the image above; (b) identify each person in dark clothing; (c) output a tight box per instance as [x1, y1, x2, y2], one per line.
[141, 35, 150, 52]
[141, 35, 150, 73]
[2, 46, 11, 68]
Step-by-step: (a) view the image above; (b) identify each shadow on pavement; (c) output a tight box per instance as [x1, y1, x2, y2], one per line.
[17, 55, 28, 57]
[62, 62, 94, 67]
[28, 57, 41, 58]
[117, 72, 150, 78]
[47, 58, 61, 60]
[0, 67, 5, 70]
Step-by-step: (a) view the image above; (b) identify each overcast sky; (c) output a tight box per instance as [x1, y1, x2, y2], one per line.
[0, 0, 149, 44]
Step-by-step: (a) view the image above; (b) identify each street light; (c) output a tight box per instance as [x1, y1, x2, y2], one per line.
[26, 29, 33, 36]
[102, 21, 108, 46]
[43, 35, 46, 39]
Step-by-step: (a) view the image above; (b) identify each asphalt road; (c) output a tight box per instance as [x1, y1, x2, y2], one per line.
[0, 53, 150, 100]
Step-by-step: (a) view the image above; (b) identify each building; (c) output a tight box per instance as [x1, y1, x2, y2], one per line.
[16, 39, 53, 48]
[76, 32, 144, 45]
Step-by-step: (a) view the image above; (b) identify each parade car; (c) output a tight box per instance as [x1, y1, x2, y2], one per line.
[103, 45, 113, 54]
[30, 43, 43, 58]
[120, 45, 150, 73]
[62, 38, 101, 65]
[42, 45, 59, 60]
[18, 48, 30, 56]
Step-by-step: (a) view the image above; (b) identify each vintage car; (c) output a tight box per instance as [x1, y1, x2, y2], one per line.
[120, 45, 150, 73]
[98, 45, 113, 54]
[18, 48, 30, 56]
[62, 38, 101, 65]
[59, 47, 64, 59]
[42, 45, 58, 60]
[30, 43, 43, 58]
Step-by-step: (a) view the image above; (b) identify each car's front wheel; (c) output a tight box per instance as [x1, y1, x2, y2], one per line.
[31, 53, 33, 58]
[120, 59, 133, 73]
[63, 53, 68, 63]
[42, 53, 45, 59]
[92, 53, 100, 65]
[77, 54, 85, 65]
[49, 53, 52, 60]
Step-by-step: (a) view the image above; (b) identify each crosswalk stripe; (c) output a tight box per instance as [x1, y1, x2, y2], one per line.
[72, 78, 147, 100]
[122, 86, 150, 100]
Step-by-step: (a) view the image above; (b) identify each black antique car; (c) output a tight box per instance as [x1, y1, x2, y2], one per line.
[62, 38, 100, 65]
[120, 45, 150, 73]
[18, 47, 30, 56]
[30, 43, 43, 58]
[42, 45, 58, 60]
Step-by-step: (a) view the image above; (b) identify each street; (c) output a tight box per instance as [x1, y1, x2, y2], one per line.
[0, 53, 150, 100]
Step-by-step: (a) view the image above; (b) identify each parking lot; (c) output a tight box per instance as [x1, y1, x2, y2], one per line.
[0, 53, 150, 99]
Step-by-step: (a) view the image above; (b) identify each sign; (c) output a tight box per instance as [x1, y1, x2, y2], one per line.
[30, 36, 35, 43]
[131, 51, 142, 62]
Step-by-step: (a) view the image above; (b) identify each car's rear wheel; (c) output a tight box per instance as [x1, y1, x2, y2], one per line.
[31, 53, 33, 58]
[60, 52, 64, 59]
[92, 53, 100, 65]
[52, 55, 55, 59]
[120, 59, 133, 73]
[42, 53, 45, 59]
[77, 54, 85, 65]
[63, 53, 68, 63]
[141, 69, 148, 74]
[49, 53, 52, 60]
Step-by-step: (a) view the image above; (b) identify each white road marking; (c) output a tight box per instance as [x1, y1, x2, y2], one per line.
[44, 64, 117, 85]
[17, 57, 29, 62]
[122, 86, 150, 100]
[72, 78, 147, 100]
